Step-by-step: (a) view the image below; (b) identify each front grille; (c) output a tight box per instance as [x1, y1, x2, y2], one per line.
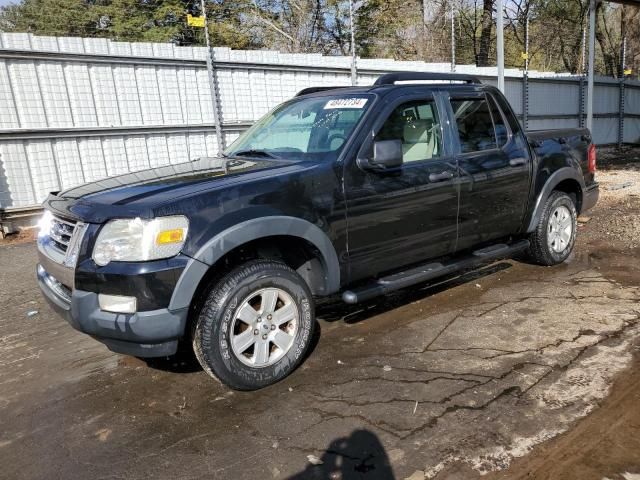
[50, 215, 78, 254]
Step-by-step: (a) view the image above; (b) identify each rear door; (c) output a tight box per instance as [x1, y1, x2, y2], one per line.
[450, 91, 531, 250]
[343, 92, 460, 282]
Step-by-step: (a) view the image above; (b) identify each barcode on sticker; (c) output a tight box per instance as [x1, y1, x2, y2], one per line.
[324, 98, 368, 109]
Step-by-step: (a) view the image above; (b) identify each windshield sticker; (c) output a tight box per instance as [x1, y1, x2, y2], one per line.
[324, 98, 368, 109]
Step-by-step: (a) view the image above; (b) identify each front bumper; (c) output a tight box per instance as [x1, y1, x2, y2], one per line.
[582, 182, 599, 214]
[37, 263, 188, 357]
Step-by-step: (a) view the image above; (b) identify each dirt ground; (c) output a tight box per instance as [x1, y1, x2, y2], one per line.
[1, 152, 639, 480]
[483, 152, 640, 480]
[0, 227, 35, 245]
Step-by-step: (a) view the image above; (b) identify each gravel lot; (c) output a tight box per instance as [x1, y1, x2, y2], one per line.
[1, 157, 639, 480]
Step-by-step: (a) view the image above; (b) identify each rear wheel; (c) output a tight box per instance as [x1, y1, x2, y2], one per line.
[192, 260, 315, 390]
[527, 191, 577, 266]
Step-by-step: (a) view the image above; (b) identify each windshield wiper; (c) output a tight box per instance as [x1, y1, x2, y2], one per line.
[231, 149, 278, 159]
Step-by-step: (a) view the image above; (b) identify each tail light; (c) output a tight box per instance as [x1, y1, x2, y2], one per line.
[587, 144, 596, 173]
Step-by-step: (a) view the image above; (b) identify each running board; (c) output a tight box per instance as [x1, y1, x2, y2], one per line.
[342, 239, 530, 304]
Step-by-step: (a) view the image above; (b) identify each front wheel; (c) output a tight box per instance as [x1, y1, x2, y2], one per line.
[526, 191, 577, 266]
[192, 260, 315, 390]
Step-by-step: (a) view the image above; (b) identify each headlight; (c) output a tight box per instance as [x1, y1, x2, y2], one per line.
[92, 216, 189, 266]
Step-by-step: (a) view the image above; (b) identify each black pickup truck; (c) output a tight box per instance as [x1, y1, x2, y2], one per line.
[36, 72, 598, 390]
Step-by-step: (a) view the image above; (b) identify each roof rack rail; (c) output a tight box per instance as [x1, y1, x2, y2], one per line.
[295, 86, 352, 97]
[373, 72, 481, 86]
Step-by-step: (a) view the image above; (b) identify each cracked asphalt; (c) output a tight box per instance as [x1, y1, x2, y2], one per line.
[1, 166, 640, 480]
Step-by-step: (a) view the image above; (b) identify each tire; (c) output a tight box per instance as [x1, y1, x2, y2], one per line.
[527, 191, 577, 266]
[192, 259, 315, 390]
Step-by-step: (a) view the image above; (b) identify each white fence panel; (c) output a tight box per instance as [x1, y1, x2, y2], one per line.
[594, 117, 621, 145]
[0, 142, 35, 205]
[625, 119, 640, 144]
[0, 33, 639, 209]
[54, 139, 85, 187]
[77, 138, 107, 182]
[0, 62, 19, 128]
[529, 81, 580, 116]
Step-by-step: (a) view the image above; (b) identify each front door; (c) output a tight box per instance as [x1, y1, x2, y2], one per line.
[450, 91, 532, 250]
[344, 93, 460, 283]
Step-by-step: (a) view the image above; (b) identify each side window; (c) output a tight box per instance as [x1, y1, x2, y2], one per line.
[487, 94, 509, 147]
[376, 100, 443, 163]
[451, 98, 497, 153]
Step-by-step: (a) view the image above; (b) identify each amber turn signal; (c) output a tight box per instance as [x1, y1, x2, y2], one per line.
[156, 228, 185, 245]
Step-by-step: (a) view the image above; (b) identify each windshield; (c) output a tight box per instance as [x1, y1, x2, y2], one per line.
[224, 94, 374, 162]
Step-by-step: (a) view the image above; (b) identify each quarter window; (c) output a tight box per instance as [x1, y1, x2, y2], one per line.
[376, 100, 443, 163]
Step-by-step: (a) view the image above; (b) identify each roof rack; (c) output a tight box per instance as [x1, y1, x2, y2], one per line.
[294, 72, 480, 97]
[295, 86, 352, 97]
[373, 72, 481, 86]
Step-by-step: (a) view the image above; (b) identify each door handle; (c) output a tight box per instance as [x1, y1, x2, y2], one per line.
[509, 157, 527, 167]
[429, 171, 455, 182]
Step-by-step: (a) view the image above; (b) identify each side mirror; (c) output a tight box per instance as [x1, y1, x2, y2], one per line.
[371, 139, 403, 169]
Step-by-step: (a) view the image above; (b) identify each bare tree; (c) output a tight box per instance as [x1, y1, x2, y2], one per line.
[477, 0, 494, 66]
[250, 0, 334, 53]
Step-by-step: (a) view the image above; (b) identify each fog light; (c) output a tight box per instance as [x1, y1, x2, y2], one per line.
[98, 294, 137, 314]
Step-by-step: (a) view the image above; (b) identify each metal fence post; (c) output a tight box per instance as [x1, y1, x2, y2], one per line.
[579, 76, 585, 129]
[205, 48, 225, 154]
[577, 6, 586, 131]
[618, 77, 625, 149]
[522, 73, 529, 130]
[201, 0, 225, 155]
[618, 36, 627, 149]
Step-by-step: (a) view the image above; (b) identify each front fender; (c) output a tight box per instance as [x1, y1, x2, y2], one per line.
[169, 216, 340, 311]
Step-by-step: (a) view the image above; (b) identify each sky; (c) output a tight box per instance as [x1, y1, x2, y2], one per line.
[0, 0, 16, 7]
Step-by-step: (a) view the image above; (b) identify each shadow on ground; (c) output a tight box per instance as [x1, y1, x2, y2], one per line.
[288, 429, 395, 480]
[316, 262, 512, 324]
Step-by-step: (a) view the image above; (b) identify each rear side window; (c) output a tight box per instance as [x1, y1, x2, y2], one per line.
[451, 98, 497, 153]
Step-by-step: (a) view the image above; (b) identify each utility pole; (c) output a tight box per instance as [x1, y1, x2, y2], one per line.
[524, 14, 529, 73]
[200, 0, 224, 154]
[580, 23, 587, 74]
[349, 0, 357, 86]
[620, 6, 627, 78]
[522, 11, 529, 130]
[586, 0, 596, 132]
[496, 0, 505, 92]
[451, 2, 456, 73]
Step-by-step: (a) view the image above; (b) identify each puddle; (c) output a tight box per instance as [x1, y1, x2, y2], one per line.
[575, 241, 640, 287]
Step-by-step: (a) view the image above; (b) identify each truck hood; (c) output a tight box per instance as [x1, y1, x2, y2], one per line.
[45, 156, 293, 222]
